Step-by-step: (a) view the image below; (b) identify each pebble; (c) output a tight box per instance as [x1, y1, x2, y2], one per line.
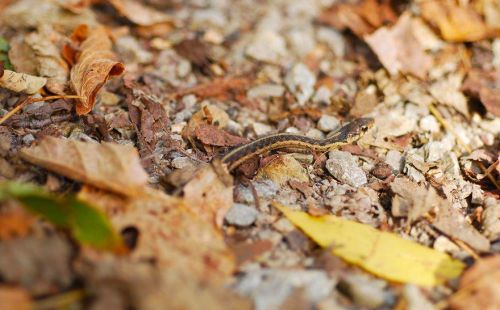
[233, 269, 334, 310]
[419, 115, 440, 133]
[246, 31, 287, 64]
[317, 27, 346, 57]
[305, 128, 324, 140]
[115, 35, 153, 64]
[22, 134, 35, 145]
[433, 236, 460, 253]
[326, 151, 367, 187]
[252, 122, 273, 136]
[285, 63, 316, 105]
[247, 84, 285, 99]
[317, 114, 340, 132]
[171, 157, 195, 169]
[385, 150, 404, 172]
[403, 285, 435, 310]
[341, 274, 390, 308]
[286, 26, 315, 57]
[224, 203, 258, 227]
[312, 86, 332, 104]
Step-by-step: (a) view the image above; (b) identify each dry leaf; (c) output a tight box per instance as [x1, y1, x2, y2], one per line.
[364, 13, 433, 79]
[462, 69, 500, 117]
[449, 255, 500, 310]
[0, 69, 46, 94]
[20, 136, 148, 197]
[434, 205, 490, 252]
[79, 186, 235, 283]
[430, 73, 469, 116]
[274, 203, 465, 286]
[183, 165, 234, 227]
[421, 1, 489, 42]
[194, 124, 248, 147]
[174, 77, 250, 100]
[106, 0, 173, 26]
[24, 25, 69, 95]
[390, 177, 441, 223]
[318, 0, 397, 37]
[0, 286, 32, 310]
[0, 208, 35, 240]
[183, 104, 230, 145]
[69, 25, 125, 115]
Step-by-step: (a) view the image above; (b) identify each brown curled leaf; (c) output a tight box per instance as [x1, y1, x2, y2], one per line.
[69, 25, 125, 115]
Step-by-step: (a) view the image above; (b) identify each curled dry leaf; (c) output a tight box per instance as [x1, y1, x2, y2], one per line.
[69, 25, 125, 115]
[0, 70, 46, 94]
[106, 0, 173, 26]
[364, 13, 433, 79]
[462, 69, 500, 117]
[20, 136, 148, 197]
[25, 25, 69, 95]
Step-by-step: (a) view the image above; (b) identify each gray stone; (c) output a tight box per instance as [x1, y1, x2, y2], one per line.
[326, 151, 367, 187]
[225, 203, 258, 227]
[317, 115, 340, 132]
[285, 63, 316, 105]
[247, 84, 285, 99]
[341, 274, 391, 308]
[233, 269, 335, 310]
[385, 150, 404, 172]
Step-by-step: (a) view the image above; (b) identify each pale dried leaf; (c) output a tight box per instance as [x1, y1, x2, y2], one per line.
[20, 136, 148, 197]
[183, 165, 234, 227]
[107, 0, 173, 26]
[434, 206, 490, 252]
[25, 25, 69, 95]
[69, 25, 125, 115]
[364, 13, 433, 79]
[421, 1, 488, 42]
[78, 186, 235, 283]
[449, 255, 500, 310]
[430, 73, 469, 117]
[390, 177, 441, 223]
[0, 70, 46, 94]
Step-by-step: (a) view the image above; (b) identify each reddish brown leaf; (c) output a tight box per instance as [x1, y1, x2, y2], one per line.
[318, 0, 397, 37]
[462, 69, 500, 117]
[173, 77, 250, 100]
[0, 208, 35, 241]
[69, 25, 125, 115]
[195, 124, 248, 147]
[0, 286, 32, 310]
[20, 136, 148, 197]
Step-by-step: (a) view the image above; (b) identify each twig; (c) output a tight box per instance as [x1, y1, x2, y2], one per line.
[0, 95, 82, 126]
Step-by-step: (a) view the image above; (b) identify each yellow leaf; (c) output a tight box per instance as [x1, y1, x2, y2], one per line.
[273, 202, 465, 286]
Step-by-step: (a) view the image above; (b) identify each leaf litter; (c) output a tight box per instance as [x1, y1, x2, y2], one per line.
[0, 0, 499, 309]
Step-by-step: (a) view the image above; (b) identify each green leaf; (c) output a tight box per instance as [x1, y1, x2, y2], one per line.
[0, 37, 9, 52]
[0, 182, 124, 252]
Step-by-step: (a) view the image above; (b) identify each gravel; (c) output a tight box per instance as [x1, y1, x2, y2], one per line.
[326, 151, 367, 187]
[224, 203, 259, 227]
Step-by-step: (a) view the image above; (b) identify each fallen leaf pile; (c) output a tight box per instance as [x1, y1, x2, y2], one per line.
[0, 0, 499, 309]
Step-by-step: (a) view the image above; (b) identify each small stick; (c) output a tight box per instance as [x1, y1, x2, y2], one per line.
[0, 95, 82, 125]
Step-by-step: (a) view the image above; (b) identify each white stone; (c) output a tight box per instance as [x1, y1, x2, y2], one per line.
[317, 114, 340, 132]
[285, 63, 316, 105]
